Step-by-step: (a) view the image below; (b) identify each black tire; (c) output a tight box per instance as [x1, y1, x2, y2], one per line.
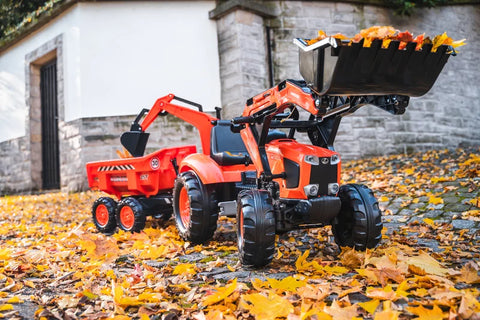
[332, 184, 382, 250]
[173, 171, 218, 243]
[116, 197, 146, 232]
[92, 197, 117, 234]
[237, 189, 276, 267]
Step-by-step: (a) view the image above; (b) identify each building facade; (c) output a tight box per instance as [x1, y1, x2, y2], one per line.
[0, 0, 479, 194]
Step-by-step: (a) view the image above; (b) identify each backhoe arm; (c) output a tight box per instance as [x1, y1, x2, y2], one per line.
[123, 94, 216, 157]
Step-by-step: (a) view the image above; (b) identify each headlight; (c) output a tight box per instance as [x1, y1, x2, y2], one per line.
[304, 155, 319, 165]
[304, 184, 319, 197]
[328, 183, 340, 195]
[331, 154, 340, 165]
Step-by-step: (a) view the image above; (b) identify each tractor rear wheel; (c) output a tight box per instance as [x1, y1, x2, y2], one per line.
[92, 197, 117, 234]
[332, 184, 382, 250]
[116, 197, 146, 232]
[237, 190, 276, 267]
[173, 171, 218, 243]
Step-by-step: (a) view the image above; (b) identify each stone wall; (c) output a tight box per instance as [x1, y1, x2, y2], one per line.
[213, 1, 480, 159]
[0, 137, 31, 194]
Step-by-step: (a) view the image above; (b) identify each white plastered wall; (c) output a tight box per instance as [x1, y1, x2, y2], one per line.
[0, 1, 220, 142]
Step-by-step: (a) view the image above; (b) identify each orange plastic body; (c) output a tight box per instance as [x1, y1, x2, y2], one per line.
[266, 139, 341, 199]
[86, 145, 196, 199]
[240, 82, 341, 200]
[179, 153, 255, 185]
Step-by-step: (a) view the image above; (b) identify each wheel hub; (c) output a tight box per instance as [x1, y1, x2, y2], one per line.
[95, 204, 109, 227]
[120, 206, 134, 230]
[179, 187, 190, 228]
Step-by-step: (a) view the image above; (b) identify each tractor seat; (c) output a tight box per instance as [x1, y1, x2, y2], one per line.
[211, 121, 250, 166]
[210, 121, 289, 166]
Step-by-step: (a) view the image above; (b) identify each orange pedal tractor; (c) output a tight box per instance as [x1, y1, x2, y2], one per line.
[87, 36, 454, 267]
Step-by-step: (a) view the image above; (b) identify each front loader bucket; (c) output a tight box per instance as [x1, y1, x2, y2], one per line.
[120, 131, 150, 157]
[298, 38, 453, 96]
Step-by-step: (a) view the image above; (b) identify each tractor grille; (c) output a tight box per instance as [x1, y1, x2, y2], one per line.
[309, 158, 338, 195]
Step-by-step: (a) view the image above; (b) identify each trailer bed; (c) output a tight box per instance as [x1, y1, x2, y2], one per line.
[86, 145, 196, 198]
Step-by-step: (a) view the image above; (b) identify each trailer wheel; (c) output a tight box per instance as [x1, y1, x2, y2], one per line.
[92, 197, 117, 234]
[116, 197, 146, 232]
[237, 189, 276, 267]
[332, 184, 382, 250]
[173, 171, 218, 243]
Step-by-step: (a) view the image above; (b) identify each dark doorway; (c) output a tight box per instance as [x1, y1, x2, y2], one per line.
[40, 59, 60, 190]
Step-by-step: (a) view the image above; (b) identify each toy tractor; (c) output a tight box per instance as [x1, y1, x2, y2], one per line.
[87, 36, 454, 267]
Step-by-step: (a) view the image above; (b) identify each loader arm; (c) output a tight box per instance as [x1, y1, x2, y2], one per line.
[123, 94, 216, 157]
[232, 80, 410, 181]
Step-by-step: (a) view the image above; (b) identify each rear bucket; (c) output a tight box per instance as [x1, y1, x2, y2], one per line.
[299, 38, 453, 97]
[120, 131, 150, 157]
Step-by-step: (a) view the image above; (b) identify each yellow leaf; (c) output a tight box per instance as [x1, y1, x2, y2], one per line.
[404, 168, 415, 175]
[203, 279, 237, 306]
[395, 280, 410, 298]
[240, 292, 294, 320]
[324, 300, 358, 319]
[266, 276, 306, 292]
[139, 245, 167, 260]
[451, 38, 466, 49]
[340, 248, 364, 269]
[113, 282, 142, 307]
[0, 248, 11, 260]
[459, 291, 480, 319]
[172, 263, 196, 275]
[0, 304, 13, 311]
[7, 296, 23, 304]
[379, 196, 389, 202]
[296, 250, 311, 271]
[374, 309, 399, 320]
[296, 250, 348, 275]
[251, 278, 268, 291]
[423, 218, 435, 227]
[407, 252, 449, 276]
[82, 289, 98, 300]
[137, 292, 162, 303]
[428, 196, 443, 205]
[406, 304, 444, 320]
[457, 262, 480, 284]
[374, 301, 400, 320]
[300, 307, 332, 320]
[432, 32, 449, 52]
[358, 299, 380, 314]
[356, 268, 379, 284]
[469, 198, 480, 208]
[366, 285, 399, 301]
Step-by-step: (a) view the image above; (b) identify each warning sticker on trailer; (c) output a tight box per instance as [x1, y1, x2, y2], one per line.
[150, 157, 160, 170]
[98, 164, 135, 171]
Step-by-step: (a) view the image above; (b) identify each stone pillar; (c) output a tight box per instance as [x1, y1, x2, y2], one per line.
[210, 0, 276, 119]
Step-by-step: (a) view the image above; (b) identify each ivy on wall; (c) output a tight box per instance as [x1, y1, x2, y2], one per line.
[383, 0, 448, 15]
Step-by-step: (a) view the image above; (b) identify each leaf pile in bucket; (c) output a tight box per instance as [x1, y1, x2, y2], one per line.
[306, 26, 466, 52]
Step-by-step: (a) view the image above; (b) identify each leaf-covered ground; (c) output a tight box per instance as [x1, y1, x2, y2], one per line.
[0, 148, 479, 320]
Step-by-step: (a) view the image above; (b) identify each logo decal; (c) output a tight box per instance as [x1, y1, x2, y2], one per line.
[150, 157, 160, 170]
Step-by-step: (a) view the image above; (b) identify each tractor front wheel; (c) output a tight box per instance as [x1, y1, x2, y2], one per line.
[237, 190, 276, 267]
[116, 197, 146, 232]
[173, 171, 218, 243]
[92, 197, 117, 234]
[332, 184, 382, 250]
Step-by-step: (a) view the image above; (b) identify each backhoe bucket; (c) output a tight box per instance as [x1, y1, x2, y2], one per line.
[120, 131, 150, 157]
[298, 38, 453, 96]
